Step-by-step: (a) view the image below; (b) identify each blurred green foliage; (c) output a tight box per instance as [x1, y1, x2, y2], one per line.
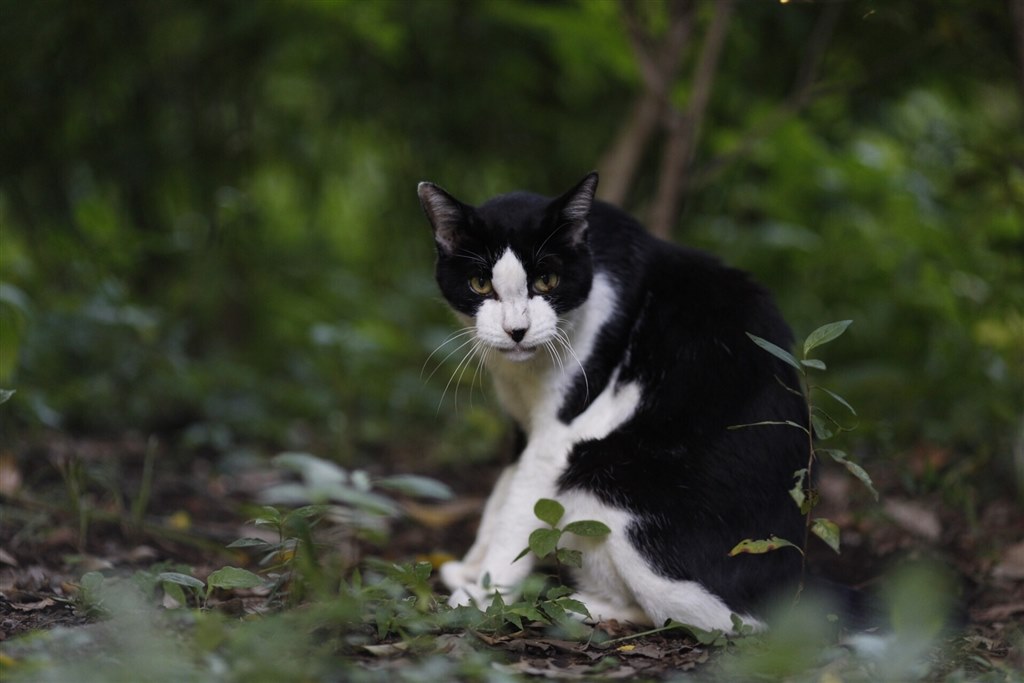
[1, 0, 1021, 493]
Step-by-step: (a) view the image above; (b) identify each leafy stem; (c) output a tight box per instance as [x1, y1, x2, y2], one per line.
[730, 320, 876, 605]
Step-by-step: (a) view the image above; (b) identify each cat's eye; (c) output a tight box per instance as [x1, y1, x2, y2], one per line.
[533, 273, 560, 293]
[469, 276, 493, 295]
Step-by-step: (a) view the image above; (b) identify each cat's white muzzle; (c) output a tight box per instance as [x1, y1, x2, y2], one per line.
[500, 345, 538, 362]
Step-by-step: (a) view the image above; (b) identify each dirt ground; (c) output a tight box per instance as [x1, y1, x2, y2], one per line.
[1, 433, 1022, 678]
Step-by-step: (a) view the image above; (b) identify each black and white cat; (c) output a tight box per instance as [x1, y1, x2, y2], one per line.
[418, 172, 807, 631]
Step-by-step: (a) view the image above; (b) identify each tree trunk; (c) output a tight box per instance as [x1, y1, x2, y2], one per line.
[648, 0, 734, 239]
[597, 0, 694, 206]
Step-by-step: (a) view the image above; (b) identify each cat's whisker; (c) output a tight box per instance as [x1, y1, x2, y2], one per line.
[470, 344, 490, 406]
[545, 339, 566, 377]
[423, 331, 478, 383]
[454, 340, 483, 412]
[541, 340, 559, 373]
[437, 339, 481, 415]
[422, 327, 477, 378]
[553, 327, 589, 403]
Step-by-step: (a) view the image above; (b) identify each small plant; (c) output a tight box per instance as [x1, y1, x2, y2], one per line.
[156, 566, 265, 608]
[729, 321, 878, 592]
[228, 503, 330, 603]
[74, 569, 109, 618]
[514, 498, 611, 576]
[452, 497, 613, 635]
[227, 452, 454, 603]
[473, 581, 593, 634]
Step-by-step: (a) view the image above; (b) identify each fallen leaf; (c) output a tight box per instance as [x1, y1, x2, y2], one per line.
[162, 591, 183, 609]
[615, 643, 668, 659]
[417, 551, 457, 570]
[0, 548, 18, 567]
[74, 556, 114, 572]
[883, 498, 941, 541]
[11, 598, 55, 611]
[432, 633, 477, 657]
[167, 510, 191, 531]
[403, 498, 483, 529]
[0, 452, 21, 496]
[971, 602, 1024, 622]
[362, 643, 409, 657]
[126, 545, 159, 562]
[492, 660, 638, 679]
[992, 540, 1024, 580]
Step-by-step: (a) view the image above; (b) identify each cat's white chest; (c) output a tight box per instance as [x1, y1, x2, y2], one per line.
[487, 358, 559, 432]
[485, 273, 620, 433]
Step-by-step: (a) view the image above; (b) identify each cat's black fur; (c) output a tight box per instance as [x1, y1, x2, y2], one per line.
[425, 173, 809, 617]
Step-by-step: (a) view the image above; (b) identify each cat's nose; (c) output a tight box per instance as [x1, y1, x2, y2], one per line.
[507, 327, 528, 343]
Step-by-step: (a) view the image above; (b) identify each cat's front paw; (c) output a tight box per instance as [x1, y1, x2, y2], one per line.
[445, 581, 502, 608]
[441, 562, 512, 608]
[439, 560, 478, 592]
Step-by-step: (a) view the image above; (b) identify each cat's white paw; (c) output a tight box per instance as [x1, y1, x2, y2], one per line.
[439, 560, 477, 592]
[572, 592, 652, 626]
[445, 581, 502, 608]
[446, 585, 476, 608]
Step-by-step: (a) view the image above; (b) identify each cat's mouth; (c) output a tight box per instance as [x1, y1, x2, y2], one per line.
[499, 345, 537, 362]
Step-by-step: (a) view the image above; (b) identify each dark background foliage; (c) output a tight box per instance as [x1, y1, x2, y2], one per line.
[2, 0, 1022, 503]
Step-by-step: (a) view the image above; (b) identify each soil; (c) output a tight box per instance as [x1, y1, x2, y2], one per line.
[1, 432, 1021, 678]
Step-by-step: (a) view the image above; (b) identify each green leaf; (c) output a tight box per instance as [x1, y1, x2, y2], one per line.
[262, 482, 398, 515]
[728, 419, 810, 435]
[80, 571, 105, 593]
[512, 546, 531, 563]
[841, 460, 879, 501]
[555, 547, 583, 568]
[509, 604, 547, 624]
[810, 413, 834, 440]
[817, 386, 857, 416]
[533, 498, 565, 527]
[557, 597, 591, 619]
[413, 561, 433, 582]
[545, 585, 574, 600]
[802, 320, 853, 356]
[285, 504, 330, 520]
[746, 333, 802, 373]
[801, 488, 820, 515]
[375, 474, 454, 500]
[728, 536, 802, 556]
[226, 537, 272, 549]
[820, 449, 878, 501]
[669, 620, 726, 646]
[273, 452, 348, 486]
[528, 527, 562, 558]
[162, 581, 187, 608]
[562, 520, 611, 537]
[251, 506, 282, 526]
[811, 518, 841, 554]
[540, 599, 568, 624]
[157, 571, 206, 591]
[326, 486, 400, 515]
[789, 469, 808, 510]
[206, 566, 264, 592]
[800, 358, 826, 370]
[0, 389, 14, 405]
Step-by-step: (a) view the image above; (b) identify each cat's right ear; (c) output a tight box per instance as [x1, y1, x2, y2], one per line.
[418, 182, 466, 256]
[553, 172, 599, 245]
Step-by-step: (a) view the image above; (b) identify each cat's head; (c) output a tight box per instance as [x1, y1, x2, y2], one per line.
[417, 173, 598, 362]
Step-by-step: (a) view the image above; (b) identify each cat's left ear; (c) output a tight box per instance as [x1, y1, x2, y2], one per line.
[554, 172, 599, 245]
[418, 182, 468, 256]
